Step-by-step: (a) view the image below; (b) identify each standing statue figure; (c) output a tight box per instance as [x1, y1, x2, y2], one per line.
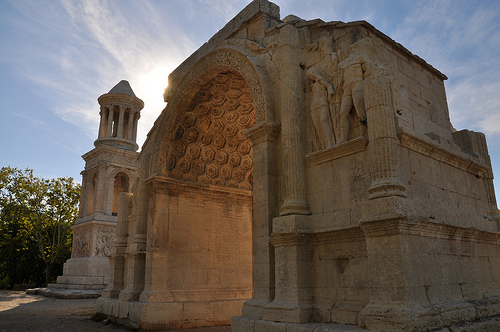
[338, 51, 369, 143]
[307, 67, 336, 149]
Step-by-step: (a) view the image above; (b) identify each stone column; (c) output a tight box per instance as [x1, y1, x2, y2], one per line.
[240, 122, 280, 319]
[127, 110, 135, 141]
[106, 106, 115, 138]
[364, 75, 406, 199]
[98, 107, 107, 139]
[117, 106, 125, 138]
[278, 24, 309, 216]
[102, 192, 132, 298]
[132, 113, 139, 142]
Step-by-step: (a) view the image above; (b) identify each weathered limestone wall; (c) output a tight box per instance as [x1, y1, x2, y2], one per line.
[145, 183, 252, 329]
[97, 1, 500, 331]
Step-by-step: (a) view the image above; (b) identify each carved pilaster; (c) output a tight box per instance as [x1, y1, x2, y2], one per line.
[262, 225, 314, 323]
[104, 192, 132, 298]
[364, 75, 406, 199]
[279, 24, 309, 215]
[241, 122, 280, 318]
[94, 163, 107, 214]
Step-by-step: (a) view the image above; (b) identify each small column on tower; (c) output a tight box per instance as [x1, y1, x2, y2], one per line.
[95, 80, 144, 151]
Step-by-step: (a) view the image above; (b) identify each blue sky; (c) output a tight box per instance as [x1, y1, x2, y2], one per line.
[1, 0, 500, 201]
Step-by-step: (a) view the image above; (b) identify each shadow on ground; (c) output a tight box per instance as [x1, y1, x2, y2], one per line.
[0, 291, 231, 332]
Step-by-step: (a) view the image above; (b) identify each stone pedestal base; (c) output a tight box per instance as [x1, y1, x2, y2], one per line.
[51, 256, 109, 290]
[97, 297, 247, 330]
[231, 316, 370, 332]
[231, 315, 500, 332]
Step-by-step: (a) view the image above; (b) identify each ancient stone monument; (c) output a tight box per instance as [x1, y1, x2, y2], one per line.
[96, 1, 500, 331]
[52, 80, 143, 291]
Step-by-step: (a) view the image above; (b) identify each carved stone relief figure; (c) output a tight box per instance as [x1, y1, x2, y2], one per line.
[306, 36, 340, 150]
[96, 226, 115, 257]
[306, 67, 336, 149]
[71, 227, 91, 258]
[338, 48, 369, 143]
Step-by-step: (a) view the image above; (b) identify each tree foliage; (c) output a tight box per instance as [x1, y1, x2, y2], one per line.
[0, 166, 80, 288]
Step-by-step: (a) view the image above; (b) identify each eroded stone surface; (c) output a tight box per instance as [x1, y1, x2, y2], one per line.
[84, 1, 500, 331]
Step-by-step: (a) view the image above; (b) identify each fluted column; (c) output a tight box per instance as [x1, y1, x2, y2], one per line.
[117, 106, 125, 138]
[279, 24, 309, 216]
[364, 75, 406, 199]
[127, 110, 135, 141]
[98, 108, 107, 139]
[106, 106, 115, 138]
[132, 113, 139, 142]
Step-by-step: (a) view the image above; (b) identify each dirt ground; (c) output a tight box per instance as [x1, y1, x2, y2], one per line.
[0, 290, 231, 332]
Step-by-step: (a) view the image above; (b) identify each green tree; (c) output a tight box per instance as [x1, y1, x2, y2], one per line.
[0, 167, 80, 287]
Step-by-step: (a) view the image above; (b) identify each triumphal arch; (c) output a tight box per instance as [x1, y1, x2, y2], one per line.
[97, 1, 500, 330]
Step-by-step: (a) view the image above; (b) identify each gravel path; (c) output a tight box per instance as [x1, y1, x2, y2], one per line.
[0, 291, 231, 332]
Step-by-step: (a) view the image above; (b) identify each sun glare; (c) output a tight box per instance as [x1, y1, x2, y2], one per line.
[132, 65, 174, 146]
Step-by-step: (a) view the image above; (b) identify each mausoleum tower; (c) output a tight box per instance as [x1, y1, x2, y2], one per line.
[95, 80, 143, 151]
[51, 80, 143, 291]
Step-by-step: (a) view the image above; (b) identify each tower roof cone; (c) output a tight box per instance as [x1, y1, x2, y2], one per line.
[108, 80, 136, 97]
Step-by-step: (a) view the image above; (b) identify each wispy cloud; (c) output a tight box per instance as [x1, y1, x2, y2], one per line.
[390, 1, 500, 135]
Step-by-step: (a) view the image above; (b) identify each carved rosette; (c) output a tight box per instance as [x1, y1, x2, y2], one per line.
[167, 71, 256, 190]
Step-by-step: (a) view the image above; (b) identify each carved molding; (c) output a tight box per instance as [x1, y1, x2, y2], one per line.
[399, 132, 489, 176]
[243, 121, 281, 145]
[306, 136, 368, 166]
[83, 144, 139, 170]
[146, 175, 252, 199]
[362, 215, 500, 245]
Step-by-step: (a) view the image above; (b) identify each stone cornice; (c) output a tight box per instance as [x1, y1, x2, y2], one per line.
[306, 136, 368, 166]
[283, 18, 447, 81]
[398, 132, 488, 177]
[82, 144, 139, 170]
[270, 225, 365, 247]
[72, 218, 117, 229]
[83, 144, 139, 161]
[243, 121, 281, 144]
[145, 175, 252, 198]
[361, 215, 500, 245]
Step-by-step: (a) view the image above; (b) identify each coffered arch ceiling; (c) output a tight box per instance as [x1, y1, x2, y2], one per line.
[167, 71, 256, 191]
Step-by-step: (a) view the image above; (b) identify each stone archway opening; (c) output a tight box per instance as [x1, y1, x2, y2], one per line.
[167, 70, 255, 190]
[159, 69, 257, 328]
